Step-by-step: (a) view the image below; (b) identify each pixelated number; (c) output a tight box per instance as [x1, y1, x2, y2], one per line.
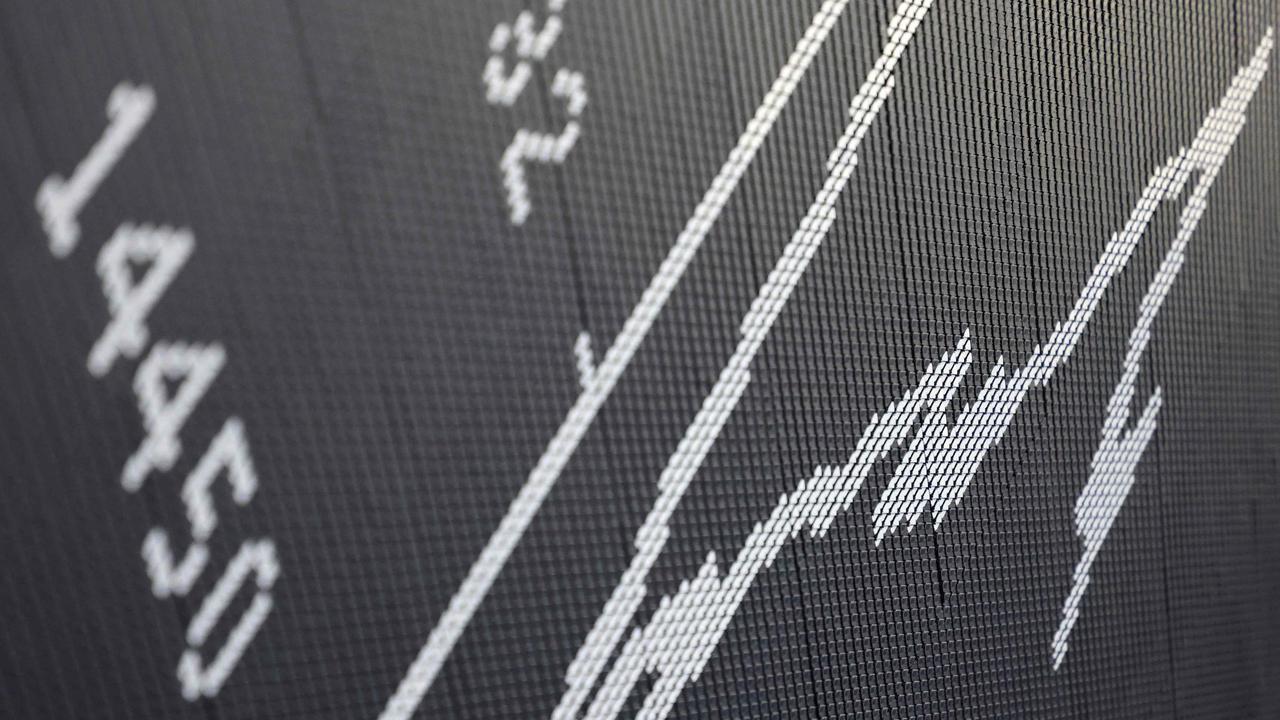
[41, 80, 281, 703]
[483, 3, 588, 226]
[142, 417, 258, 599]
[177, 539, 280, 700]
[89, 224, 194, 377]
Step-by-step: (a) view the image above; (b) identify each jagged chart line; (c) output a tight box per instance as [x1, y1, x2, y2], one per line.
[561, 27, 1272, 719]
[574, 332, 974, 720]
[379, 2, 853, 717]
[383, 6, 1272, 717]
[1052, 31, 1274, 669]
[556, 2, 936, 717]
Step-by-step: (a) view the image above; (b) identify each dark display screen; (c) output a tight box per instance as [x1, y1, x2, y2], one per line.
[1, 1, 1278, 717]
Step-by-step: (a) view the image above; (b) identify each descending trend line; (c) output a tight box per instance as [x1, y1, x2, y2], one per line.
[555, 2, 936, 717]
[1051, 29, 1274, 669]
[379, 2, 853, 717]
[560, 26, 1273, 717]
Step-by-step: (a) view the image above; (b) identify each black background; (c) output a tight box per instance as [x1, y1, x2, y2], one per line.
[1, 0, 1278, 717]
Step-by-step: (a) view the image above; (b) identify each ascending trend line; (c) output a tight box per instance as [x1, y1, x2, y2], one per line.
[556, 2, 936, 717]
[380, 2, 853, 717]
[561, 27, 1273, 718]
[1052, 29, 1274, 669]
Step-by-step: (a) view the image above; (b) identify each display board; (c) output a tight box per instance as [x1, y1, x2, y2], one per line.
[1, 1, 1278, 717]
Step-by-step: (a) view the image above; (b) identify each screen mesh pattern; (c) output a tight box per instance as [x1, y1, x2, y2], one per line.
[1, 1, 1278, 717]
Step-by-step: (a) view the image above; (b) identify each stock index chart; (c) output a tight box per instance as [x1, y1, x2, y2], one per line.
[1, 1, 1279, 718]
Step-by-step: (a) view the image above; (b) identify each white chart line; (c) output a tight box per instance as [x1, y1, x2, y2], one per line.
[379, 2, 853, 717]
[1051, 29, 1273, 668]
[556, 1, 936, 716]
[569, 30, 1275, 711]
